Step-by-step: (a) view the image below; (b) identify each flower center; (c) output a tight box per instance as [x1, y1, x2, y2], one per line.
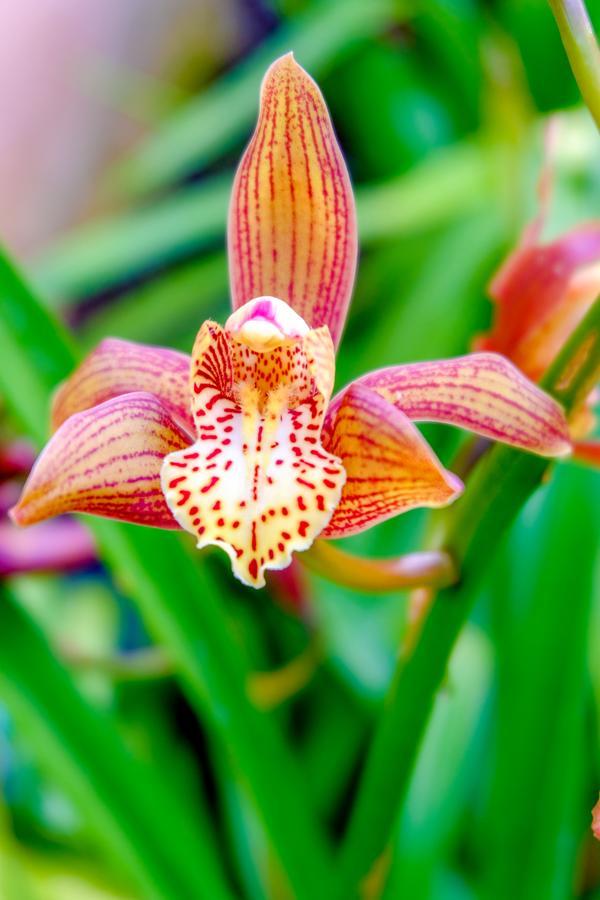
[161, 297, 345, 587]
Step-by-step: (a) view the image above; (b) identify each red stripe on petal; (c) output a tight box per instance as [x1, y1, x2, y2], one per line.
[327, 354, 571, 458]
[322, 385, 462, 538]
[228, 53, 357, 348]
[51, 338, 193, 436]
[11, 392, 190, 528]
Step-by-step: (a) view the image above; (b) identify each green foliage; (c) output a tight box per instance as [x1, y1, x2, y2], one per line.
[481, 465, 598, 900]
[0, 585, 231, 900]
[1, 2, 599, 898]
[114, 0, 401, 194]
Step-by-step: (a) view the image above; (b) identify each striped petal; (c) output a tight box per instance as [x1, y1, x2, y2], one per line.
[228, 53, 357, 348]
[11, 392, 190, 528]
[479, 226, 600, 380]
[327, 353, 571, 457]
[161, 299, 344, 588]
[52, 338, 193, 435]
[321, 385, 462, 538]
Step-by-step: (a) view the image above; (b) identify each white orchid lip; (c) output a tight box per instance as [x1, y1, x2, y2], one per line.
[225, 296, 310, 351]
[161, 310, 343, 588]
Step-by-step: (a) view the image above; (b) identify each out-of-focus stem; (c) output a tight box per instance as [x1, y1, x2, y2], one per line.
[548, 0, 600, 129]
[249, 639, 322, 710]
[61, 640, 321, 710]
[60, 644, 173, 681]
[300, 541, 458, 593]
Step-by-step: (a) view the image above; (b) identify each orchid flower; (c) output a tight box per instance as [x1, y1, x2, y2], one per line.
[476, 125, 600, 464]
[11, 55, 570, 588]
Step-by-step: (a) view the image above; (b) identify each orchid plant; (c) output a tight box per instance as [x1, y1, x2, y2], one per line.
[11, 54, 571, 588]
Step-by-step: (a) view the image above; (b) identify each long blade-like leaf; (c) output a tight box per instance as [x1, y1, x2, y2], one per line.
[0, 586, 231, 900]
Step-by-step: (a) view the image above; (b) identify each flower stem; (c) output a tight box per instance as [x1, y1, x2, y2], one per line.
[300, 541, 457, 593]
[249, 638, 322, 710]
[336, 296, 600, 897]
[59, 644, 173, 681]
[548, 0, 600, 129]
[60, 638, 321, 710]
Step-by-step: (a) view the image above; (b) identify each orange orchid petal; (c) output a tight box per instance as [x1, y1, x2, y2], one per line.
[328, 353, 571, 458]
[321, 385, 463, 539]
[571, 439, 600, 467]
[512, 259, 600, 381]
[51, 338, 193, 435]
[228, 53, 357, 348]
[479, 225, 600, 380]
[162, 298, 344, 588]
[11, 392, 189, 528]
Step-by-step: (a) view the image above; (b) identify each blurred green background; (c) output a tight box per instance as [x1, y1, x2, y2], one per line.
[0, 0, 599, 898]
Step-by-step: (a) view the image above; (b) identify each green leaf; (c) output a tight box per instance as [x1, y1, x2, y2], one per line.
[357, 141, 496, 245]
[0, 252, 75, 443]
[0, 586, 231, 900]
[389, 627, 493, 897]
[116, 0, 399, 195]
[79, 254, 228, 349]
[480, 466, 598, 900]
[35, 176, 230, 306]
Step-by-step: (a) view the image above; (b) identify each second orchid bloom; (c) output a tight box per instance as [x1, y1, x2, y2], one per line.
[477, 131, 600, 464]
[12, 54, 570, 587]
